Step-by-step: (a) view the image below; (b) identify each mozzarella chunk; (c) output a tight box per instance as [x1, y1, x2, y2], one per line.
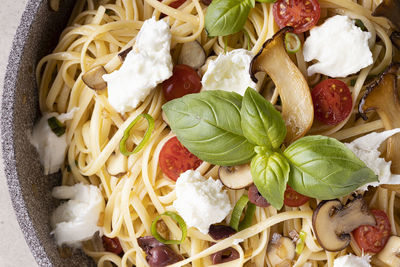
[103, 17, 173, 113]
[173, 170, 232, 234]
[201, 49, 257, 95]
[303, 15, 373, 77]
[51, 183, 105, 247]
[345, 128, 400, 191]
[333, 254, 371, 267]
[29, 108, 77, 175]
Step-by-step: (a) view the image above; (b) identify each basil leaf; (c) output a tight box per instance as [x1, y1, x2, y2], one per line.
[283, 135, 378, 199]
[205, 0, 255, 37]
[162, 90, 255, 166]
[251, 148, 289, 209]
[241, 87, 286, 149]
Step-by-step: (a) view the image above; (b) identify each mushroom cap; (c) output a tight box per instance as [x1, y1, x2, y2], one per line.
[218, 164, 253, 189]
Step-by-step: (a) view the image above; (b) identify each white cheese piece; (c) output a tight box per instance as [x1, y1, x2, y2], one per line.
[345, 128, 400, 191]
[51, 183, 105, 247]
[173, 170, 232, 234]
[201, 49, 257, 96]
[303, 15, 373, 77]
[103, 17, 173, 113]
[333, 254, 371, 267]
[29, 108, 77, 175]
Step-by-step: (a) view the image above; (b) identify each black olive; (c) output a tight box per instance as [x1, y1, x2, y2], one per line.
[208, 225, 236, 240]
[147, 246, 183, 267]
[137, 236, 164, 254]
[248, 184, 270, 207]
[201, 0, 212, 5]
[211, 247, 239, 264]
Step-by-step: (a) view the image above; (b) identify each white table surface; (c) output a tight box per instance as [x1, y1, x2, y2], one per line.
[0, 0, 38, 266]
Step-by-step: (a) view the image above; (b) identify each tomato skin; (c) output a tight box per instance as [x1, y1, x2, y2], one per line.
[284, 186, 310, 207]
[162, 64, 202, 101]
[159, 137, 203, 181]
[273, 0, 321, 34]
[353, 210, 391, 253]
[102, 236, 123, 255]
[311, 79, 352, 125]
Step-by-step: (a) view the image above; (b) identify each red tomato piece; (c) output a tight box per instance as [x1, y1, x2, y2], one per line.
[162, 64, 202, 101]
[102, 236, 123, 255]
[353, 209, 391, 253]
[159, 137, 203, 181]
[273, 0, 321, 34]
[311, 79, 352, 125]
[284, 186, 310, 207]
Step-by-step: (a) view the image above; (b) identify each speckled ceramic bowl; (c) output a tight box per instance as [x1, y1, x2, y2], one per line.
[1, 0, 94, 266]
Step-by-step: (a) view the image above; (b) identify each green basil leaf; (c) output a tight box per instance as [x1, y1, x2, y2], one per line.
[283, 135, 378, 199]
[162, 90, 255, 166]
[251, 148, 289, 209]
[241, 87, 286, 149]
[205, 0, 255, 37]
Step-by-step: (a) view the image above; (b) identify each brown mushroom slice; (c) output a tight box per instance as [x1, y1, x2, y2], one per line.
[267, 234, 295, 266]
[178, 41, 206, 70]
[377, 236, 400, 266]
[118, 47, 133, 62]
[82, 66, 108, 90]
[391, 31, 400, 50]
[359, 63, 400, 177]
[250, 27, 313, 144]
[218, 164, 253, 190]
[372, 0, 400, 30]
[312, 196, 376, 252]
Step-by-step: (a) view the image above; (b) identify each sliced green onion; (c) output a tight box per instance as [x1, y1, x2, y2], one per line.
[350, 79, 356, 86]
[295, 230, 306, 254]
[47, 117, 66, 137]
[119, 114, 154, 156]
[230, 195, 256, 231]
[355, 19, 367, 31]
[151, 211, 187, 244]
[285, 32, 301, 54]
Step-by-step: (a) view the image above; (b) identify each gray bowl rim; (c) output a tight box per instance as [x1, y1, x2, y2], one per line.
[1, 0, 52, 265]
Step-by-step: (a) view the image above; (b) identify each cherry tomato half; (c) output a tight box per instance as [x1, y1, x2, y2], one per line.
[284, 186, 310, 207]
[273, 0, 321, 34]
[353, 209, 391, 253]
[159, 137, 203, 181]
[311, 79, 352, 125]
[102, 236, 123, 255]
[162, 64, 202, 101]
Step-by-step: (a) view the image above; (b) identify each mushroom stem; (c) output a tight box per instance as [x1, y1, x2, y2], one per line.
[250, 27, 313, 144]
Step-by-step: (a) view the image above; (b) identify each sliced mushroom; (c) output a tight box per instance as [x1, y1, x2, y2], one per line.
[312, 196, 376, 252]
[106, 152, 127, 176]
[391, 31, 400, 50]
[178, 41, 206, 70]
[267, 233, 295, 266]
[250, 27, 313, 144]
[377, 236, 400, 266]
[82, 66, 108, 90]
[118, 47, 133, 62]
[359, 63, 400, 177]
[372, 0, 400, 30]
[218, 164, 253, 189]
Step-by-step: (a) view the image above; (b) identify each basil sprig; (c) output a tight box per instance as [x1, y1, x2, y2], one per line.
[162, 88, 377, 209]
[205, 0, 277, 37]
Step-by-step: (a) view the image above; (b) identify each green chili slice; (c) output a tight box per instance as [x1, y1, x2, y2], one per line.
[284, 32, 301, 54]
[230, 195, 255, 231]
[119, 114, 154, 156]
[47, 116, 66, 137]
[295, 230, 307, 254]
[150, 211, 187, 244]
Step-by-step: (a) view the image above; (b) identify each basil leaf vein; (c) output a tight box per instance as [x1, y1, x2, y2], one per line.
[283, 135, 378, 199]
[241, 87, 286, 149]
[205, 0, 255, 37]
[162, 90, 255, 166]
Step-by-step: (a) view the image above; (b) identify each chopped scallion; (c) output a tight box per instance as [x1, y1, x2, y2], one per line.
[285, 32, 301, 54]
[119, 114, 155, 156]
[47, 117, 66, 137]
[295, 230, 306, 254]
[150, 211, 187, 244]
[230, 195, 256, 231]
[355, 19, 367, 31]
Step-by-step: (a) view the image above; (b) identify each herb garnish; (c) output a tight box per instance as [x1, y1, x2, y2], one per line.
[163, 88, 377, 209]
